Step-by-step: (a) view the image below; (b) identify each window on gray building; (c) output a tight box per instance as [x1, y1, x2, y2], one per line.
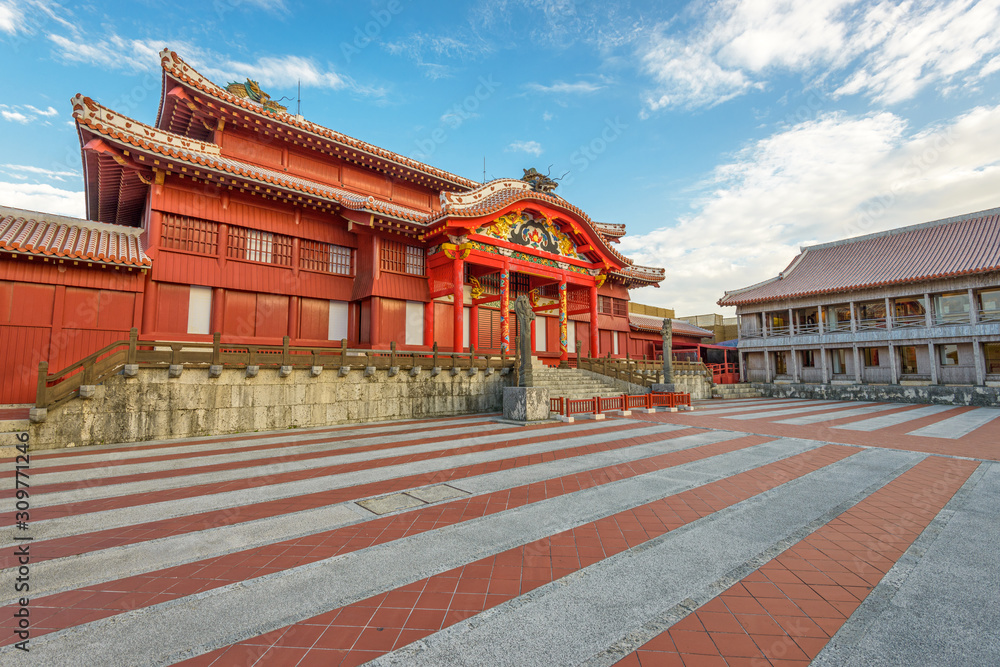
[984, 343, 1000, 374]
[934, 292, 971, 324]
[831, 349, 847, 374]
[940, 344, 960, 366]
[900, 346, 919, 374]
[774, 351, 787, 375]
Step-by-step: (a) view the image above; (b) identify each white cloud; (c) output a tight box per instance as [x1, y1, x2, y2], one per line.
[525, 80, 605, 94]
[0, 2, 20, 34]
[46, 32, 380, 96]
[384, 32, 489, 79]
[0, 164, 78, 181]
[835, 0, 1000, 103]
[1, 102, 60, 124]
[201, 55, 347, 91]
[543, 111, 554, 121]
[638, 0, 1000, 112]
[0, 181, 84, 218]
[1, 110, 29, 123]
[506, 140, 544, 156]
[24, 104, 58, 116]
[621, 104, 1000, 315]
[47, 33, 181, 72]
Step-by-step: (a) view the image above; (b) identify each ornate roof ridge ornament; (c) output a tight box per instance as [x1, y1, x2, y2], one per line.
[521, 166, 565, 193]
[224, 79, 288, 114]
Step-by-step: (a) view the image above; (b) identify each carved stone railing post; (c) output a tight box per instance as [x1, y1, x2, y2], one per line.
[35, 361, 47, 409]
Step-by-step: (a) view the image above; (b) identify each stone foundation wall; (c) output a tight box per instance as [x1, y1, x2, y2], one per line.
[752, 382, 1000, 407]
[675, 373, 713, 400]
[30, 365, 513, 450]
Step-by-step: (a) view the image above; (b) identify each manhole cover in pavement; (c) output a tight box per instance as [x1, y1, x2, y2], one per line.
[406, 484, 469, 503]
[356, 493, 426, 515]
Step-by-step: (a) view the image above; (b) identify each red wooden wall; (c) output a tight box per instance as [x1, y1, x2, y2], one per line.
[0, 275, 141, 404]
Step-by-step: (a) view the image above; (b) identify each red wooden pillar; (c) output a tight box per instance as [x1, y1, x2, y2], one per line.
[370, 296, 382, 347]
[558, 281, 569, 367]
[469, 303, 479, 350]
[452, 258, 464, 352]
[589, 284, 599, 356]
[211, 288, 225, 335]
[141, 277, 159, 335]
[424, 300, 434, 348]
[291, 238, 301, 278]
[288, 296, 300, 341]
[500, 263, 510, 354]
[49, 285, 66, 361]
[217, 223, 228, 269]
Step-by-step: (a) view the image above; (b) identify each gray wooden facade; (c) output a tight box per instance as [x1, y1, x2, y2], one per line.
[734, 272, 1000, 388]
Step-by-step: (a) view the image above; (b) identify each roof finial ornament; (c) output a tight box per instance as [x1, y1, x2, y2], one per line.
[224, 79, 288, 114]
[521, 165, 565, 193]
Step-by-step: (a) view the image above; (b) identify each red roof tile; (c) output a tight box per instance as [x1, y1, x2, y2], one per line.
[629, 313, 714, 337]
[719, 209, 1000, 306]
[0, 206, 151, 267]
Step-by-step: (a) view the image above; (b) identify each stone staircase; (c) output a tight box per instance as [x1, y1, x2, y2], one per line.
[530, 366, 628, 400]
[711, 383, 763, 400]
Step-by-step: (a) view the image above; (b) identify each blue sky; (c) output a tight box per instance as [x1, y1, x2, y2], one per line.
[2, 0, 1000, 316]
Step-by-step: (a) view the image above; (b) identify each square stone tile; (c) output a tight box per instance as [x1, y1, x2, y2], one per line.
[357, 493, 426, 515]
[406, 484, 470, 503]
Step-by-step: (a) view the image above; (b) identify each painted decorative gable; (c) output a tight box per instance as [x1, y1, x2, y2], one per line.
[475, 211, 586, 262]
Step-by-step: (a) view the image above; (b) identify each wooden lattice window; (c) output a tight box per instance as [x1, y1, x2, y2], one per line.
[405, 245, 424, 275]
[160, 215, 218, 255]
[381, 240, 424, 275]
[228, 226, 292, 266]
[300, 240, 353, 275]
[598, 295, 613, 315]
[612, 298, 628, 317]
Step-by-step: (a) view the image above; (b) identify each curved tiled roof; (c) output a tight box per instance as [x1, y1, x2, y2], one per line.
[159, 49, 479, 191]
[629, 313, 714, 338]
[594, 222, 626, 237]
[73, 95, 431, 224]
[72, 103, 669, 287]
[436, 179, 644, 269]
[0, 206, 150, 267]
[719, 208, 1000, 306]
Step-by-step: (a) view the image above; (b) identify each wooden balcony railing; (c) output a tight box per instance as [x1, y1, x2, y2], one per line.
[979, 308, 1000, 323]
[35, 329, 514, 413]
[935, 313, 972, 326]
[856, 318, 887, 331]
[893, 314, 927, 328]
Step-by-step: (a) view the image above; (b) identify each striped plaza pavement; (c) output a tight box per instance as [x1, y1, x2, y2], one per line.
[2, 402, 997, 666]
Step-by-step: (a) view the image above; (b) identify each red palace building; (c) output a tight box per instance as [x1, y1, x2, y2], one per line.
[0, 49, 667, 404]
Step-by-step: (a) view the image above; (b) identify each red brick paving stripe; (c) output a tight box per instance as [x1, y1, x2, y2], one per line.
[176, 444, 862, 667]
[618, 455, 980, 667]
[0, 423, 685, 570]
[32, 417, 504, 476]
[26, 412, 501, 462]
[635, 406, 1000, 462]
[0, 431, 763, 644]
[19, 420, 648, 522]
[30, 420, 556, 494]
